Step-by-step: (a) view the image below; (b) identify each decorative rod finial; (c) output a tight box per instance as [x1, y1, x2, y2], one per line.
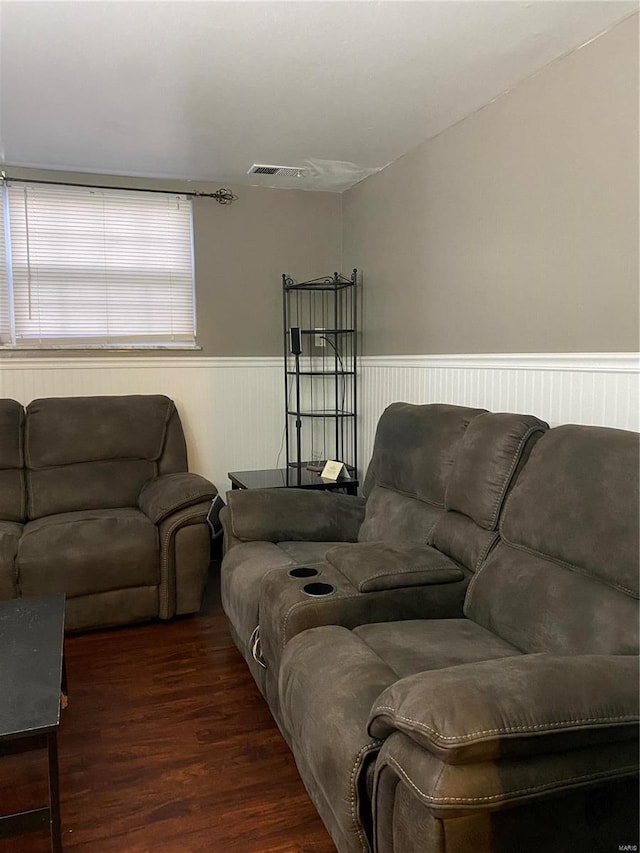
[206, 188, 238, 205]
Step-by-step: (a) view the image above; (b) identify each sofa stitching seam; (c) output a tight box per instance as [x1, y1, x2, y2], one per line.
[474, 530, 499, 573]
[146, 489, 217, 522]
[21, 510, 146, 529]
[485, 425, 544, 530]
[462, 546, 490, 610]
[384, 755, 637, 803]
[372, 706, 638, 740]
[497, 536, 637, 598]
[424, 516, 441, 544]
[372, 480, 445, 510]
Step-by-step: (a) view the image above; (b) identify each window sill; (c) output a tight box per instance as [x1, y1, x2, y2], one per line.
[0, 345, 202, 353]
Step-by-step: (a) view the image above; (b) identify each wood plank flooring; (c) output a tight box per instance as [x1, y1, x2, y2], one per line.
[0, 570, 335, 852]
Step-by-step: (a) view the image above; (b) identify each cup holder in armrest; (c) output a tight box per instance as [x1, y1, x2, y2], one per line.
[288, 567, 320, 579]
[302, 582, 336, 597]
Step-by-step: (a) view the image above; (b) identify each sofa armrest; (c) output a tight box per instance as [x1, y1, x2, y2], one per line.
[326, 542, 464, 592]
[369, 654, 639, 764]
[226, 488, 366, 543]
[138, 472, 218, 524]
[156, 500, 214, 618]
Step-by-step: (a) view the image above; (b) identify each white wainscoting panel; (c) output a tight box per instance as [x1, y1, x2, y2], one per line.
[1, 353, 637, 492]
[358, 354, 640, 481]
[0, 357, 284, 493]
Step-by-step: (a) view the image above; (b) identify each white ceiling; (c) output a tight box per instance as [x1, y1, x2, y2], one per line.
[0, 1, 636, 191]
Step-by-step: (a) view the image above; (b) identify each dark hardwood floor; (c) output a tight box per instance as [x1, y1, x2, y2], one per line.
[0, 570, 335, 852]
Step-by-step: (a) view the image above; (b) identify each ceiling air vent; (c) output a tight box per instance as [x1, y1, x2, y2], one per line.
[248, 164, 305, 177]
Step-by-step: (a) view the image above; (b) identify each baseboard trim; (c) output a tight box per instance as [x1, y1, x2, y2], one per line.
[0, 356, 283, 370]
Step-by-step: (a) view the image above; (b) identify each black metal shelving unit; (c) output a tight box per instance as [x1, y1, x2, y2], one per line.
[282, 270, 358, 485]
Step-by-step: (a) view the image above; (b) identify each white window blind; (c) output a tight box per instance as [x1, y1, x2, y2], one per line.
[0, 181, 196, 348]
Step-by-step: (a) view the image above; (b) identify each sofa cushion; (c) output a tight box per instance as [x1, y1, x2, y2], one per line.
[28, 460, 157, 520]
[25, 394, 175, 468]
[464, 541, 639, 656]
[326, 543, 464, 592]
[353, 619, 521, 679]
[0, 400, 25, 522]
[358, 486, 443, 545]
[444, 412, 548, 531]
[428, 511, 498, 573]
[499, 425, 639, 594]
[0, 520, 22, 599]
[364, 403, 486, 507]
[17, 508, 159, 598]
[423, 412, 547, 573]
[465, 425, 640, 655]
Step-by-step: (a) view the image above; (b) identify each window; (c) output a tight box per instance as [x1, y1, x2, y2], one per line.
[0, 181, 196, 348]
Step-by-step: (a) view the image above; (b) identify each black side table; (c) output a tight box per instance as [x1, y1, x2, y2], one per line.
[228, 467, 359, 496]
[0, 595, 66, 852]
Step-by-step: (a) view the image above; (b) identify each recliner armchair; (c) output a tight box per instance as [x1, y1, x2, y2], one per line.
[0, 394, 218, 630]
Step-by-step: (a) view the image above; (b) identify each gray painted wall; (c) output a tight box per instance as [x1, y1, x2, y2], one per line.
[343, 14, 639, 355]
[192, 188, 341, 356]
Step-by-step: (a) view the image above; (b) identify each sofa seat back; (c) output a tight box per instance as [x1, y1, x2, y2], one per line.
[428, 412, 548, 571]
[18, 508, 160, 598]
[465, 424, 639, 655]
[25, 395, 188, 519]
[359, 403, 486, 545]
[0, 399, 25, 523]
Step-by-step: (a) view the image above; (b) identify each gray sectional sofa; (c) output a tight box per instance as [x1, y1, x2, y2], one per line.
[220, 402, 640, 853]
[0, 394, 217, 630]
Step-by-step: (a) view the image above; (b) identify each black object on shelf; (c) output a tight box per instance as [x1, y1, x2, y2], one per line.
[282, 270, 358, 486]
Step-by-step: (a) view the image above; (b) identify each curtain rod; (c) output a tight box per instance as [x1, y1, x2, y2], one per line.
[0, 172, 238, 204]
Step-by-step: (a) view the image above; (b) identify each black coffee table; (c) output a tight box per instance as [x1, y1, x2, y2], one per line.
[0, 594, 66, 852]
